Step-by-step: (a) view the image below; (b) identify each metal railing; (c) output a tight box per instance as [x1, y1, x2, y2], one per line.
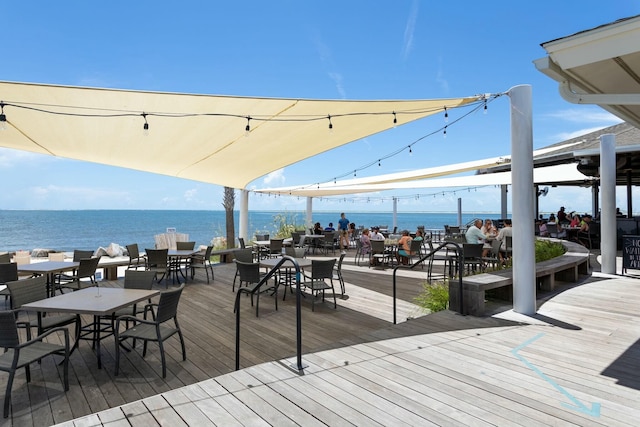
[391, 241, 464, 323]
[234, 255, 305, 372]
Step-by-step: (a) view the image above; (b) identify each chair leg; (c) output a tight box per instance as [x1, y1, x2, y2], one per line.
[158, 340, 167, 378]
[4, 371, 14, 418]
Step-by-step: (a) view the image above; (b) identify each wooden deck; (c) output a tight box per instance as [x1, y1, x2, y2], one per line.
[3, 253, 640, 426]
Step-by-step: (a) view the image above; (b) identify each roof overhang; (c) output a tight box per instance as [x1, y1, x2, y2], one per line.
[0, 81, 480, 189]
[534, 15, 640, 129]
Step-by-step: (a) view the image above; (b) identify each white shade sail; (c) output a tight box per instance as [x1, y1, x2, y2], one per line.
[0, 81, 480, 189]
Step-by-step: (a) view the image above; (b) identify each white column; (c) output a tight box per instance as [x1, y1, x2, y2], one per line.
[306, 197, 313, 231]
[457, 198, 462, 227]
[600, 134, 617, 274]
[509, 85, 536, 315]
[501, 185, 508, 219]
[392, 197, 398, 231]
[239, 190, 249, 243]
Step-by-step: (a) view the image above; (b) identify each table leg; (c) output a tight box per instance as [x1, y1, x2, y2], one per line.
[94, 315, 102, 369]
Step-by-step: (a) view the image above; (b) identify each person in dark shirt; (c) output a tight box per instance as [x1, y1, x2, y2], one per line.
[557, 206, 567, 223]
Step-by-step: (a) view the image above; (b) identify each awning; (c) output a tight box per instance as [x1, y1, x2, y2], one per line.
[0, 81, 480, 189]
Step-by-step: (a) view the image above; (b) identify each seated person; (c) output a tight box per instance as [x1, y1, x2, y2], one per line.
[496, 219, 513, 262]
[324, 222, 335, 232]
[481, 219, 497, 237]
[579, 215, 592, 232]
[313, 222, 323, 235]
[466, 219, 489, 257]
[569, 213, 581, 228]
[546, 213, 567, 238]
[370, 227, 385, 241]
[396, 230, 413, 265]
[360, 228, 372, 256]
[414, 229, 425, 242]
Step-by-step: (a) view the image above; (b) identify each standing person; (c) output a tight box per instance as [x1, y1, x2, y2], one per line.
[557, 206, 567, 223]
[338, 213, 350, 251]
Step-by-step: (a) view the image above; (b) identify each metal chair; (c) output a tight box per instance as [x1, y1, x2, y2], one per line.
[115, 285, 186, 378]
[302, 259, 337, 311]
[232, 249, 256, 291]
[104, 270, 157, 329]
[0, 263, 18, 301]
[55, 257, 100, 293]
[461, 243, 485, 275]
[126, 243, 147, 270]
[145, 248, 169, 287]
[234, 261, 275, 316]
[332, 253, 346, 296]
[0, 310, 69, 418]
[190, 245, 214, 283]
[370, 240, 390, 267]
[0, 254, 10, 264]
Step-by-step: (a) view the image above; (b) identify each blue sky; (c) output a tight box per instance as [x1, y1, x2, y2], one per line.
[0, 1, 637, 214]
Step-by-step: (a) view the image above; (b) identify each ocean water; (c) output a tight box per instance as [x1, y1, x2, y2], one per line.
[0, 210, 501, 253]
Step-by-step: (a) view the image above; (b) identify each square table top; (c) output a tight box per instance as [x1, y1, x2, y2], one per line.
[17, 261, 79, 274]
[22, 287, 160, 316]
[167, 249, 198, 257]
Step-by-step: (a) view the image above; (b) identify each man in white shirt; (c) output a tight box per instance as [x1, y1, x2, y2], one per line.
[370, 227, 385, 241]
[496, 219, 513, 261]
[465, 219, 485, 244]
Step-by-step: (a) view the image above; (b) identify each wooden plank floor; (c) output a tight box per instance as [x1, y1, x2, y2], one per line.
[6, 252, 640, 426]
[0, 253, 480, 426]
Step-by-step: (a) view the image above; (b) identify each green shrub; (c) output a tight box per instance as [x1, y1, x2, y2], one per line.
[413, 281, 449, 313]
[535, 239, 565, 262]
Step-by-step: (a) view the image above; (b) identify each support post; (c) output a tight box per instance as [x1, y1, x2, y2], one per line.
[457, 198, 462, 227]
[306, 197, 313, 231]
[601, 134, 617, 275]
[392, 197, 398, 231]
[501, 185, 508, 219]
[239, 190, 249, 244]
[509, 85, 536, 315]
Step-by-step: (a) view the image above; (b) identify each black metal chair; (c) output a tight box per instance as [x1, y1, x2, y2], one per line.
[0, 263, 18, 301]
[232, 249, 257, 291]
[55, 257, 100, 293]
[189, 245, 214, 283]
[104, 270, 157, 329]
[332, 253, 346, 296]
[0, 310, 69, 418]
[234, 261, 275, 316]
[145, 248, 169, 287]
[126, 243, 147, 270]
[302, 259, 337, 311]
[115, 285, 186, 378]
[461, 243, 485, 275]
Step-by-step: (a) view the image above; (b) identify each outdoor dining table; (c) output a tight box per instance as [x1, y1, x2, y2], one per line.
[17, 261, 80, 297]
[21, 287, 160, 369]
[260, 257, 312, 292]
[167, 249, 198, 284]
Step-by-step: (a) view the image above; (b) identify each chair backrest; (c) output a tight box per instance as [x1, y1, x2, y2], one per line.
[545, 223, 558, 236]
[462, 243, 483, 259]
[269, 239, 284, 254]
[124, 270, 156, 290]
[156, 284, 185, 324]
[176, 241, 196, 250]
[238, 237, 246, 249]
[233, 249, 255, 263]
[126, 243, 140, 259]
[336, 253, 345, 270]
[311, 259, 336, 280]
[291, 232, 302, 246]
[235, 261, 261, 284]
[202, 245, 213, 259]
[0, 310, 20, 348]
[255, 234, 269, 241]
[8, 275, 48, 309]
[323, 232, 334, 243]
[48, 252, 65, 262]
[146, 248, 168, 268]
[77, 257, 100, 279]
[0, 253, 10, 263]
[285, 247, 305, 258]
[505, 236, 513, 251]
[449, 226, 461, 235]
[73, 250, 94, 262]
[0, 263, 18, 284]
[371, 240, 385, 253]
[409, 239, 422, 253]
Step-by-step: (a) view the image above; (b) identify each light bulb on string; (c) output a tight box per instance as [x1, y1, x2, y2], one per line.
[328, 115, 333, 133]
[444, 106, 448, 123]
[392, 111, 397, 128]
[408, 146, 413, 156]
[483, 99, 488, 114]
[443, 125, 447, 138]
[353, 170, 357, 177]
[245, 116, 251, 137]
[142, 113, 149, 136]
[378, 159, 381, 167]
[0, 102, 7, 131]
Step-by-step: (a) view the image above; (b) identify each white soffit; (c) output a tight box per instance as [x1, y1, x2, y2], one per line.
[0, 81, 480, 189]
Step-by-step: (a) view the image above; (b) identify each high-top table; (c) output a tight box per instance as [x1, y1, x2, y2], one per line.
[17, 261, 80, 297]
[22, 287, 160, 369]
[167, 249, 198, 284]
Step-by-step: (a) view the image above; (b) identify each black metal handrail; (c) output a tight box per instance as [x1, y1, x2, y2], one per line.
[391, 241, 464, 323]
[234, 255, 305, 371]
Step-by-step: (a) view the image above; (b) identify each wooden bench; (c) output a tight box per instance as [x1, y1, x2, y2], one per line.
[449, 239, 590, 316]
[210, 248, 237, 263]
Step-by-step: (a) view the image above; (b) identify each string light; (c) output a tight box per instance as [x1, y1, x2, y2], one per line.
[443, 125, 447, 138]
[378, 159, 381, 167]
[0, 102, 6, 131]
[444, 106, 448, 122]
[328, 115, 333, 132]
[142, 113, 149, 136]
[245, 116, 251, 136]
[483, 99, 488, 114]
[408, 146, 413, 156]
[392, 111, 397, 127]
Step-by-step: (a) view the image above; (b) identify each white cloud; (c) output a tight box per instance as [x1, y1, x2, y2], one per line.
[544, 108, 623, 124]
[184, 188, 197, 201]
[263, 169, 286, 185]
[328, 72, 346, 99]
[402, 0, 419, 60]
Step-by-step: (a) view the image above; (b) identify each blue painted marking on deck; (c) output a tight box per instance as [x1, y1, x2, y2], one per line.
[512, 333, 601, 417]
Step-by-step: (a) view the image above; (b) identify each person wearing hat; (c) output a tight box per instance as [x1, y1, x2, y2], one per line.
[557, 206, 567, 223]
[370, 227, 385, 241]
